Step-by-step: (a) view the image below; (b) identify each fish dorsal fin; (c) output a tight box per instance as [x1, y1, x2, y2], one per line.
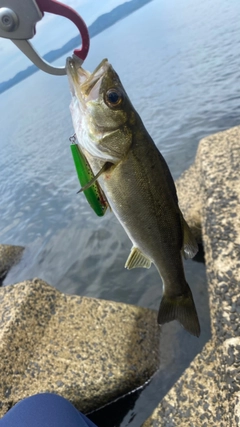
[125, 247, 152, 270]
[181, 216, 198, 259]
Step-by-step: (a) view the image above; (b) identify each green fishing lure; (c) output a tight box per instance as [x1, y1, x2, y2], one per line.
[70, 142, 108, 217]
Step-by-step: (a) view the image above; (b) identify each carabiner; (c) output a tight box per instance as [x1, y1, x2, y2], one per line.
[0, 0, 90, 75]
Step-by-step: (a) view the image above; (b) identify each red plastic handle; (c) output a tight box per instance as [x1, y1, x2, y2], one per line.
[37, 0, 90, 61]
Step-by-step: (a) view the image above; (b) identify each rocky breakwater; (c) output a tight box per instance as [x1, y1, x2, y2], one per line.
[143, 126, 240, 426]
[0, 279, 160, 417]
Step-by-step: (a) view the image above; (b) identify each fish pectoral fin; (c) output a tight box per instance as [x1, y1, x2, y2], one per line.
[181, 216, 199, 259]
[125, 247, 151, 270]
[77, 162, 113, 193]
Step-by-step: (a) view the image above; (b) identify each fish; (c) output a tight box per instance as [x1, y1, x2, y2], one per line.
[66, 56, 201, 337]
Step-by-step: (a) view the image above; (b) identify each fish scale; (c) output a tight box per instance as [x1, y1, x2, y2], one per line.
[66, 56, 201, 337]
[100, 140, 184, 278]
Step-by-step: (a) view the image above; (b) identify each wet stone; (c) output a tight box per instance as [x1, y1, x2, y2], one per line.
[0, 244, 24, 283]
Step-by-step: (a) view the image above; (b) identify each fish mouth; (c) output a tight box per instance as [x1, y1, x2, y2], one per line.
[66, 56, 117, 161]
[66, 56, 110, 102]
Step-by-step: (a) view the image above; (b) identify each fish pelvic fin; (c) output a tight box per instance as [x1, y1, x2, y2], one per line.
[181, 215, 198, 259]
[157, 285, 201, 337]
[125, 247, 151, 270]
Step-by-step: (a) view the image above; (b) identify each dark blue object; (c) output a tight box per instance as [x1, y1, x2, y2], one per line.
[0, 393, 98, 427]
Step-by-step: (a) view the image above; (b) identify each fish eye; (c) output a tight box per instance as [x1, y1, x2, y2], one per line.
[105, 88, 123, 107]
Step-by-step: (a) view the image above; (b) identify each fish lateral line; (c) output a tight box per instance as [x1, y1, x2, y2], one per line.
[77, 162, 113, 193]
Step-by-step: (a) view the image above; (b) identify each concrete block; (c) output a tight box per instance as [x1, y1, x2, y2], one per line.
[0, 279, 160, 416]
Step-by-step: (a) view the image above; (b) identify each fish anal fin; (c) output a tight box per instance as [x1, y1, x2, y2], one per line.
[125, 247, 151, 270]
[157, 286, 200, 337]
[181, 216, 198, 259]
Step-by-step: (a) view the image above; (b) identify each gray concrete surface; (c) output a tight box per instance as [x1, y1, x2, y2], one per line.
[0, 279, 160, 417]
[142, 127, 240, 426]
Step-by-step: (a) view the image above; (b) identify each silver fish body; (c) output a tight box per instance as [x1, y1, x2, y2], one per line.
[66, 57, 200, 337]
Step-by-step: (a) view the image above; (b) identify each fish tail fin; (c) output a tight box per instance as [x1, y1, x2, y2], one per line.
[157, 285, 200, 337]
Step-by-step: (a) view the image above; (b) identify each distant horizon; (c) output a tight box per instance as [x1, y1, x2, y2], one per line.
[0, 0, 152, 94]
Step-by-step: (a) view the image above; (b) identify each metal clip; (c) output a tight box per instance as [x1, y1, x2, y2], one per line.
[0, 0, 89, 75]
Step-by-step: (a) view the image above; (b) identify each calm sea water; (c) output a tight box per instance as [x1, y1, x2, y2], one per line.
[1, 0, 240, 425]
